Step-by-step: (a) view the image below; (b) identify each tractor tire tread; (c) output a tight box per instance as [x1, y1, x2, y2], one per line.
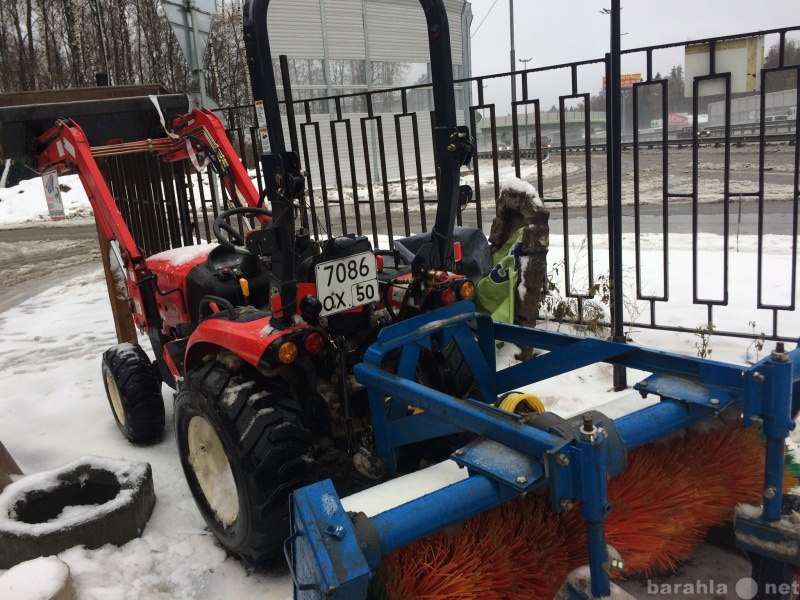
[102, 344, 165, 444]
[176, 358, 312, 563]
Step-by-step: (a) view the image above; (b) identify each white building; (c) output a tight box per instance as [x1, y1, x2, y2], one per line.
[267, 0, 472, 106]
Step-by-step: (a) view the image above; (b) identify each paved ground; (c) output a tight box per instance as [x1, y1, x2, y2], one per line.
[0, 224, 101, 313]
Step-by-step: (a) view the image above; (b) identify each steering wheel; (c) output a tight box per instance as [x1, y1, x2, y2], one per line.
[212, 207, 272, 255]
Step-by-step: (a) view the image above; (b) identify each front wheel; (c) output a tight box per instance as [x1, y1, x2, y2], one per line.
[101, 343, 164, 444]
[174, 358, 312, 563]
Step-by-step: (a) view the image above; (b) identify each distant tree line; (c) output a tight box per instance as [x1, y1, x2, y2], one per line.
[0, 0, 257, 109]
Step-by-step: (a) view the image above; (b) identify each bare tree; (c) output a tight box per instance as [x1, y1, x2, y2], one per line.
[62, 0, 86, 86]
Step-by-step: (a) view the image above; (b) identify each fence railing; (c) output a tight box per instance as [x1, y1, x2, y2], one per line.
[214, 25, 800, 343]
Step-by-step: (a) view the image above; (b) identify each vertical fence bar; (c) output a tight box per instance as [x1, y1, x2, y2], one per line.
[609, 0, 627, 390]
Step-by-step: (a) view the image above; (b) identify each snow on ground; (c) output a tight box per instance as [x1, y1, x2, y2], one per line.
[0, 270, 293, 599]
[0, 174, 91, 228]
[0, 229, 798, 598]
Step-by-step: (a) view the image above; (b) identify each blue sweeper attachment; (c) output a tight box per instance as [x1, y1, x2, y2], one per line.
[285, 302, 800, 599]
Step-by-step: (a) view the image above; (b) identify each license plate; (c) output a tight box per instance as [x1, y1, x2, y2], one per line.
[315, 252, 379, 317]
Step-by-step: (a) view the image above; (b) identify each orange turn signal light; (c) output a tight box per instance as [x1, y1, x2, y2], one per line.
[277, 341, 299, 364]
[459, 281, 475, 300]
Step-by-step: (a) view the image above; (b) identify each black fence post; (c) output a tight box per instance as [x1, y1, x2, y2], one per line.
[609, 0, 627, 390]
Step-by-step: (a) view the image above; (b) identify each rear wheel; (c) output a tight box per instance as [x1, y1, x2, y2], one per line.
[174, 357, 312, 563]
[101, 343, 164, 444]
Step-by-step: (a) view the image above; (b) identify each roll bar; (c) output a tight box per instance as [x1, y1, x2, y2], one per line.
[242, 0, 473, 277]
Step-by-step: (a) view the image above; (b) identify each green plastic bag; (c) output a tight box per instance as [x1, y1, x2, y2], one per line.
[474, 228, 525, 324]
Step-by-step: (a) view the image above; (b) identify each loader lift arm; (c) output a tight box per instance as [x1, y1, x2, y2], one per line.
[35, 120, 146, 268]
[34, 108, 264, 268]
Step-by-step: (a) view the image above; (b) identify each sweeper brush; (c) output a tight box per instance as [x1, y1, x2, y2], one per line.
[372, 423, 800, 600]
[286, 303, 800, 599]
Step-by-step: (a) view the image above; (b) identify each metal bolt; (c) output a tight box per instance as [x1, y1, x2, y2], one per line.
[764, 486, 777, 500]
[455, 449, 465, 456]
[555, 454, 570, 467]
[772, 342, 789, 362]
[516, 476, 527, 485]
[582, 414, 594, 432]
[639, 381, 648, 387]
[560, 498, 574, 511]
[447, 143, 457, 152]
[610, 558, 625, 572]
[710, 398, 719, 405]
[753, 372, 765, 383]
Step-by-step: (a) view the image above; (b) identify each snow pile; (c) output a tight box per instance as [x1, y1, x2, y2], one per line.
[0, 173, 91, 227]
[0, 556, 72, 600]
[501, 175, 544, 206]
[148, 243, 215, 267]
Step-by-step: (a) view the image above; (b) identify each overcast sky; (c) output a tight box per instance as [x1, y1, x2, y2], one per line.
[468, 0, 797, 111]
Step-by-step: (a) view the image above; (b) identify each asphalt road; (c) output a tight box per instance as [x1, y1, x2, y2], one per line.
[0, 223, 102, 313]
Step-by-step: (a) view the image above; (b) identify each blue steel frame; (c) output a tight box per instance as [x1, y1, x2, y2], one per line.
[288, 302, 799, 599]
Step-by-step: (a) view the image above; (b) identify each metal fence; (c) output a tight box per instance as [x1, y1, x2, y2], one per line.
[213, 26, 799, 343]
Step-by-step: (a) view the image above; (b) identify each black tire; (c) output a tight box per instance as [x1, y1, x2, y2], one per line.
[174, 358, 312, 563]
[421, 340, 480, 401]
[101, 343, 165, 444]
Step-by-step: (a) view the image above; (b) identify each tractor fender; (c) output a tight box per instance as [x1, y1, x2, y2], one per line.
[184, 315, 313, 372]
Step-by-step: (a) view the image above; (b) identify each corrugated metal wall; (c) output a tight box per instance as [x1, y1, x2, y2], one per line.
[325, 0, 368, 60]
[267, 0, 465, 64]
[267, 0, 325, 58]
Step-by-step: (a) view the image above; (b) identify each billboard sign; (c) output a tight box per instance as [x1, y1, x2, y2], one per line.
[602, 73, 642, 91]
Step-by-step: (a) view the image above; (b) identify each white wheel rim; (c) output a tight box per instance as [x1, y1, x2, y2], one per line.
[187, 415, 239, 526]
[105, 370, 126, 427]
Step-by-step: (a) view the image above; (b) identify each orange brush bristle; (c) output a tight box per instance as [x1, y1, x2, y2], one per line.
[374, 423, 799, 600]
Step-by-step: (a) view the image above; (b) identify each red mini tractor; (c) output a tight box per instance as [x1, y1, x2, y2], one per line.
[0, 0, 480, 563]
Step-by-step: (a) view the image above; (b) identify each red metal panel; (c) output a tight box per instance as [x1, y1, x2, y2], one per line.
[185, 316, 313, 370]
